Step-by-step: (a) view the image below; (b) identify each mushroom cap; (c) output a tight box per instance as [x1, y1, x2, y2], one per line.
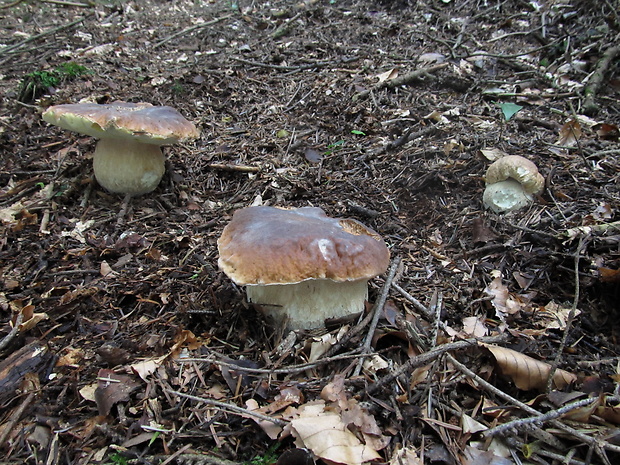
[42, 102, 200, 145]
[484, 155, 544, 195]
[217, 206, 390, 286]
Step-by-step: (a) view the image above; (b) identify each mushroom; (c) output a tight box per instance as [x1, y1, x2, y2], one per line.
[217, 206, 390, 330]
[483, 155, 544, 213]
[42, 102, 200, 195]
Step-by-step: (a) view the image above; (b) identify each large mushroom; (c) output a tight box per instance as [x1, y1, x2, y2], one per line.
[483, 155, 545, 213]
[217, 206, 390, 330]
[42, 102, 200, 195]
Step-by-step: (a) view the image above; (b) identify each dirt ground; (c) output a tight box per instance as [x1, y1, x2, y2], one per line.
[1, 0, 620, 464]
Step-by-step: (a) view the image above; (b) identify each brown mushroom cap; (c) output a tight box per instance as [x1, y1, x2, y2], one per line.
[42, 102, 200, 145]
[484, 155, 544, 195]
[217, 206, 390, 286]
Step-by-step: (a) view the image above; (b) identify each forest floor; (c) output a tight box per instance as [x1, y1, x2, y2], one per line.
[1, 0, 620, 464]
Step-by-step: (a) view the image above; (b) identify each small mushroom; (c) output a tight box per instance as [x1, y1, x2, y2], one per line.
[42, 102, 199, 195]
[483, 155, 544, 213]
[217, 206, 390, 330]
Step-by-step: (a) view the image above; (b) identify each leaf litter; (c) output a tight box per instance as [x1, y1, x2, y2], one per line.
[1, 0, 620, 464]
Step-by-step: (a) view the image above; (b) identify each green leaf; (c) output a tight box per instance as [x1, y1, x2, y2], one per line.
[148, 431, 160, 447]
[498, 102, 523, 121]
[351, 130, 366, 136]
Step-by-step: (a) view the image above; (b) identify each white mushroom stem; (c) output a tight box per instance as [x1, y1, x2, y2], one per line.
[483, 178, 533, 213]
[92, 138, 165, 195]
[246, 279, 369, 330]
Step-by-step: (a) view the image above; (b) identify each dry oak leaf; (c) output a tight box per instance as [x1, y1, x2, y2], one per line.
[482, 344, 577, 391]
[290, 401, 381, 465]
[555, 119, 582, 147]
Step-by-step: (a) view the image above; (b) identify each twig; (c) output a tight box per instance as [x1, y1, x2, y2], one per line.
[40, 0, 95, 6]
[272, 11, 303, 39]
[230, 56, 336, 72]
[166, 389, 287, 427]
[178, 350, 374, 375]
[582, 43, 620, 115]
[114, 193, 132, 234]
[353, 257, 401, 376]
[0, 0, 24, 9]
[0, 391, 37, 446]
[564, 221, 620, 240]
[448, 353, 620, 459]
[0, 311, 24, 352]
[391, 282, 433, 319]
[0, 14, 93, 56]
[367, 334, 507, 395]
[207, 163, 260, 173]
[353, 64, 449, 101]
[484, 396, 600, 437]
[546, 236, 585, 392]
[152, 15, 233, 49]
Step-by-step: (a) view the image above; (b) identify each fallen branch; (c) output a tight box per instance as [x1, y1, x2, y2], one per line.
[367, 334, 507, 395]
[353, 257, 401, 376]
[0, 311, 23, 352]
[483, 395, 602, 438]
[564, 220, 620, 240]
[582, 43, 620, 115]
[207, 163, 261, 173]
[178, 350, 371, 375]
[353, 63, 449, 101]
[166, 389, 287, 426]
[449, 353, 620, 460]
[0, 14, 93, 56]
[153, 15, 233, 49]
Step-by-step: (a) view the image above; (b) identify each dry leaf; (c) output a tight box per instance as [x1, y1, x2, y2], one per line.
[16, 304, 48, 332]
[555, 119, 582, 147]
[291, 409, 381, 465]
[592, 122, 619, 141]
[463, 444, 513, 465]
[472, 217, 498, 244]
[418, 52, 446, 64]
[389, 446, 423, 465]
[599, 267, 620, 283]
[376, 68, 398, 83]
[535, 301, 580, 330]
[483, 344, 577, 391]
[484, 276, 525, 321]
[94, 369, 141, 416]
[462, 316, 489, 338]
[130, 356, 166, 382]
[461, 413, 488, 434]
[245, 399, 283, 440]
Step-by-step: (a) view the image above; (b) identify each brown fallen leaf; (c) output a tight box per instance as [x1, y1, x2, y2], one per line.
[592, 122, 620, 141]
[484, 276, 527, 321]
[482, 344, 577, 391]
[290, 404, 381, 465]
[599, 267, 620, 283]
[555, 119, 582, 147]
[94, 369, 141, 416]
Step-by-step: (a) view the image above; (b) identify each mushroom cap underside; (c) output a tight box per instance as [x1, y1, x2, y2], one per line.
[484, 155, 544, 195]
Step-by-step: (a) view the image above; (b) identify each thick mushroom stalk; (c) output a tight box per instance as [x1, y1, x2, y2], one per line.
[483, 155, 544, 213]
[217, 206, 390, 330]
[42, 102, 199, 195]
[246, 279, 369, 330]
[93, 138, 165, 195]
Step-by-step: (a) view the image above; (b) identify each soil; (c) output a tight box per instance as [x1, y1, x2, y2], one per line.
[1, 1, 619, 464]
